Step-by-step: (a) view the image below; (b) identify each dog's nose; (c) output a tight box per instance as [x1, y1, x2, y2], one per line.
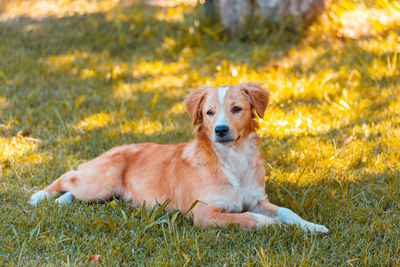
[215, 125, 230, 137]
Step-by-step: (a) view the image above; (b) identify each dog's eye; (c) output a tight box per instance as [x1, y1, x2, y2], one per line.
[206, 110, 214, 116]
[232, 106, 242, 113]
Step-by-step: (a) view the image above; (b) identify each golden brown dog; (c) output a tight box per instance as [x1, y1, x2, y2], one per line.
[29, 82, 328, 233]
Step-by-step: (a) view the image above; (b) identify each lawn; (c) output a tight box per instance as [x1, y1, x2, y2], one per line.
[0, 0, 399, 265]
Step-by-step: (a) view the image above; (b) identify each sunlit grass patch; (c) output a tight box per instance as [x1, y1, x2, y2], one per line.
[132, 60, 187, 77]
[154, 5, 190, 22]
[120, 118, 174, 135]
[0, 0, 120, 21]
[75, 110, 113, 131]
[169, 102, 186, 115]
[334, 1, 400, 39]
[360, 30, 400, 54]
[0, 136, 38, 160]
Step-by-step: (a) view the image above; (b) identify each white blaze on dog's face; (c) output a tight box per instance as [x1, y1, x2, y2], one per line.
[184, 82, 269, 145]
[202, 85, 252, 144]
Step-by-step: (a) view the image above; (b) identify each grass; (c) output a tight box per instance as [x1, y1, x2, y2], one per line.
[0, 0, 400, 265]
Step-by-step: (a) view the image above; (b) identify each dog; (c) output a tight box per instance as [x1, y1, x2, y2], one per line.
[29, 82, 328, 233]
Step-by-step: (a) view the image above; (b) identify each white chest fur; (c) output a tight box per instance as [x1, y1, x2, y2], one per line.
[212, 133, 265, 212]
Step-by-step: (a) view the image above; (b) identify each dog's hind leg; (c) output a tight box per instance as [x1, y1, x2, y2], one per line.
[29, 167, 120, 206]
[28, 189, 54, 206]
[55, 192, 73, 206]
[28, 171, 75, 206]
[28, 171, 76, 206]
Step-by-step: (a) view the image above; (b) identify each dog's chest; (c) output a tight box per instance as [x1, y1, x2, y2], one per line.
[213, 139, 264, 213]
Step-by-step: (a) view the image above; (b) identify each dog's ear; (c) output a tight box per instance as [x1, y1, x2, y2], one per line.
[241, 82, 269, 119]
[184, 87, 208, 125]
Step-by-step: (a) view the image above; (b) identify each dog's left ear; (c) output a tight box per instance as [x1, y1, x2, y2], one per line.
[241, 82, 269, 119]
[184, 87, 208, 125]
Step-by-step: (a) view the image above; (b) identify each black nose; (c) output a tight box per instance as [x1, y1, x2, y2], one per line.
[215, 125, 230, 137]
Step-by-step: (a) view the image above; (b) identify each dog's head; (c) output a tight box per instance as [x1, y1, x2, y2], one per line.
[184, 82, 269, 146]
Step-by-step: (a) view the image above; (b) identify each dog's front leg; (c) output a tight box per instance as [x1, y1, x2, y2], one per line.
[192, 206, 278, 230]
[250, 199, 329, 233]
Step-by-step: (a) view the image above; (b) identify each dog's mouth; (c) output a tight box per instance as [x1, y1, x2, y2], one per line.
[216, 139, 234, 144]
[215, 135, 241, 145]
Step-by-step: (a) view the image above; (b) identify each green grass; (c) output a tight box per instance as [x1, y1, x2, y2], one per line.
[1, 0, 400, 265]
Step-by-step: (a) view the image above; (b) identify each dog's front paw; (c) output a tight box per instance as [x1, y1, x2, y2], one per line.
[301, 222, 329, 234]
[277, 208, 329, 233]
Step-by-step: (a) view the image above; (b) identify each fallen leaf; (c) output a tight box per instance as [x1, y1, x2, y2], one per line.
[22, 130, 31, 137]
[87, 254, 100, 264]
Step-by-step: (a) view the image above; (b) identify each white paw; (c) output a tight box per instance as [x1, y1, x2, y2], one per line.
[301, 222, 329, 233]
[277, 208, 329, 234]
[28, 190, 51, 206]
[55, 192, 73, 206]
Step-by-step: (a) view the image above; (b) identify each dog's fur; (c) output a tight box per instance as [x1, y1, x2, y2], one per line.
[29, 82, 328, 233]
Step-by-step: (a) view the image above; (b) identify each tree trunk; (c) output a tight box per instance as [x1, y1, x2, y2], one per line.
[213, 0, 329, 32]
